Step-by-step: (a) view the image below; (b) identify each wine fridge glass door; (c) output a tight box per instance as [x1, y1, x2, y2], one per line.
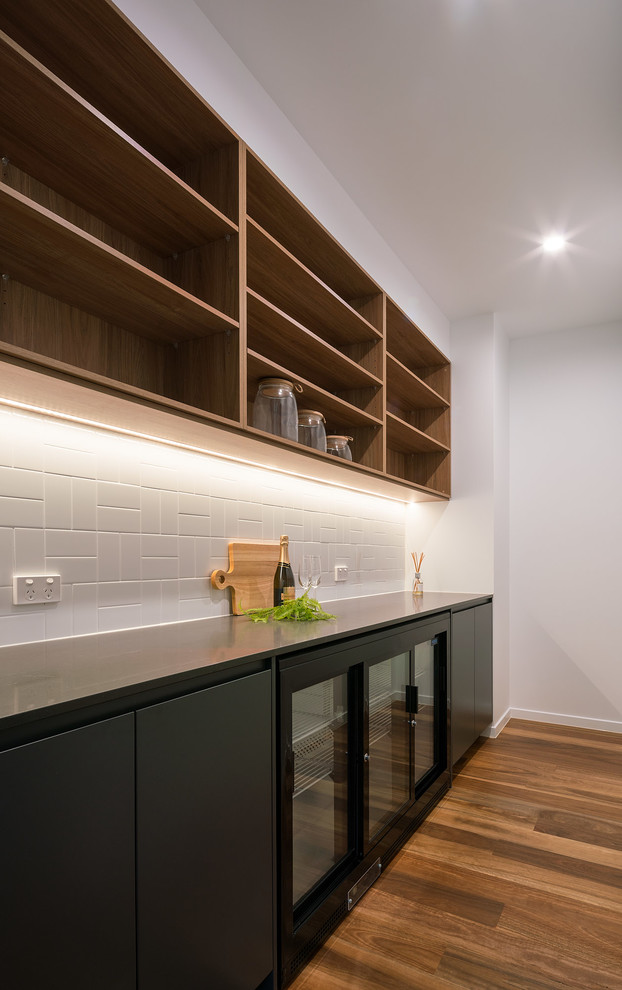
[365, 651, 411, 846]
[290, 673, 351, 907]
[413, 639, 438, 788]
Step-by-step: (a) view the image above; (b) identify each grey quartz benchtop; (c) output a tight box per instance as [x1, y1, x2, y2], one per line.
[0, 591, 491, 730]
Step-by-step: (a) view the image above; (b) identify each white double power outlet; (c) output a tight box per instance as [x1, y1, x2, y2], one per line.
[13, 575, 61, 605]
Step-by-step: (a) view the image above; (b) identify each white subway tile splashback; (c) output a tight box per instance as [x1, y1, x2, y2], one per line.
[179, 514, 210, 539]
[97, 506, 140, 534]
[72, 478, 97, 530]
[46, 529, 97, 557]
[14, 528, 44, 574]
[0, 407, 408, 646]
[120, 534, 141, 581]
[0, 528, 14, 586]
[45, 474, 72, 529]
[160, 491, 179, 535]
[0, 496, 44, 529]
[0, 466, 44, 499]
[97, 532, 121, 583]
[97, 481, 141, 510]
[98, 603, 142, 633]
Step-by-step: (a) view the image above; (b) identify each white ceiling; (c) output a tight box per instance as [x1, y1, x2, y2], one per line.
[193, 0, 622, 337]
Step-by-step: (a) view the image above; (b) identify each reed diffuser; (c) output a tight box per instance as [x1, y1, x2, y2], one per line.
[411, 551, 424, 596]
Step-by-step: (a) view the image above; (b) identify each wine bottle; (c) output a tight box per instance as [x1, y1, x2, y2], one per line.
[274, 534, 295, 606]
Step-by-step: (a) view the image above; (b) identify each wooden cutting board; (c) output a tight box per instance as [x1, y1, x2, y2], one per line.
[210, 540, 281, 614]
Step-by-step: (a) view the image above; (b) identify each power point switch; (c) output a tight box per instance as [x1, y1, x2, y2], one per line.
[13, 575, 61, 605]
[334, 565, 348, 582]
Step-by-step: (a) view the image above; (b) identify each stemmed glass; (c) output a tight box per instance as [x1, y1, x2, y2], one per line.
[298, 555, 322, 596]
[308, 555, 321, 593]
[298, 556, 311, 594]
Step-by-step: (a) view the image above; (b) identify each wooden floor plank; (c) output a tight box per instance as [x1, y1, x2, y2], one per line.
[534, 808, 622, 850]
[290, 719, 622, 990]
[444, 771, 622, 825]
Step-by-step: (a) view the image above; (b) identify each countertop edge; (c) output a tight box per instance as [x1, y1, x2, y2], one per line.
[0, 591, 492, 740]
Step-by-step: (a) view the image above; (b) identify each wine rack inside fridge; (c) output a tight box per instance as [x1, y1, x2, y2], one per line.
[292, 679, 345, 797]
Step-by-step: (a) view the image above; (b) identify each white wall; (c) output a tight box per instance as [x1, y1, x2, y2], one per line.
[509, 322, 622, 732]
[406, 313, 510, 730]
[492, 319, 511, 728]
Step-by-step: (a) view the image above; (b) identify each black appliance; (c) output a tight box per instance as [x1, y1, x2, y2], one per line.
[278, 614, 450, 986]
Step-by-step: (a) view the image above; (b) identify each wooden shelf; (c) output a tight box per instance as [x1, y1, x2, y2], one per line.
[386, 353, 449, 412]
[384, 470, 449, 499]
[0, 185, 238, 343]
[0, 32, 237, 256]
[247, 219, 382, 349]
[0, 0, 451, 501]
[386, 297, 450, 401]
[247, 350, 383, 433]
[0, 339, 242, 429]
[246, 151, 381, 308]
[386, 412, 450, 456]
[247, 290, 382, 395]
[0, 0, 237, 172]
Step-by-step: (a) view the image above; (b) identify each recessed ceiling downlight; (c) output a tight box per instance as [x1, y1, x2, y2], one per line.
[541, 234, 567, 253]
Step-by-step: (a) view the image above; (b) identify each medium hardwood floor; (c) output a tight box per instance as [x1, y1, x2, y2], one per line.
[290, 719, 622, 990]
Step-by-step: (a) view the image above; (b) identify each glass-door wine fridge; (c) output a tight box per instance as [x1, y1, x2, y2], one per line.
[278, 613, 450, 986]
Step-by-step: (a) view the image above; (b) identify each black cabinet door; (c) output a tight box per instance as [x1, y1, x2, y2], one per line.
[451, 607, 476, 763]
[474, 602, 493, 738]
[136, 670, 273, 990]
[0, 714, 136, 990]
[451, 603, 493, 764]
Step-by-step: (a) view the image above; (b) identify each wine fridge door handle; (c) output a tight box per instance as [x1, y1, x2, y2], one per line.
[284, 743, 294, 778]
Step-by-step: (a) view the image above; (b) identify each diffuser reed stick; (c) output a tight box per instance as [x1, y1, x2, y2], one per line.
[411, 551, 424, 595]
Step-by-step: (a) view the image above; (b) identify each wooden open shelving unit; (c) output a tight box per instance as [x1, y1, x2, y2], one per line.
[0, 0, 451, 499]
[385, 299, 451, 495]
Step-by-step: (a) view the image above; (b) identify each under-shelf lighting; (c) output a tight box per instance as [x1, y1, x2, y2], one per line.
[0, 395, 415, 506]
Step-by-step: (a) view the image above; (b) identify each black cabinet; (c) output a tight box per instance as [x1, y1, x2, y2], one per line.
[0, 714, 136, 990]
[279, 614, 449, 986]
[136, 670, 273, 990]
[451, 602, 493, 764]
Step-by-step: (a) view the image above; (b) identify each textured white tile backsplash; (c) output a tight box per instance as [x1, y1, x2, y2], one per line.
[0, 408, 407, 645]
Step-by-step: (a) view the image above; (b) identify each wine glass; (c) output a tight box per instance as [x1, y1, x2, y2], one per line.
[298, 555, 312, 594]
[308, 555, 322, 593]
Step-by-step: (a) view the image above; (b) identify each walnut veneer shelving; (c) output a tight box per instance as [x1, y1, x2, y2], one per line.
[0, 185, 236, 343]
[246, 220, 383, 350]
[0, 31, 235, 254]
[0, 0, 451, 499]
[0, 0, 242, 425]
[385, 298, 451, 495]
[247, 291, 383, 395]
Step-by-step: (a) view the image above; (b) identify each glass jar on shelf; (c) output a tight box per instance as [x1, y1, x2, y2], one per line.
[252, 378, 301, 442]
[297, 409, 327, 452]
[326, 435, 353, 460]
